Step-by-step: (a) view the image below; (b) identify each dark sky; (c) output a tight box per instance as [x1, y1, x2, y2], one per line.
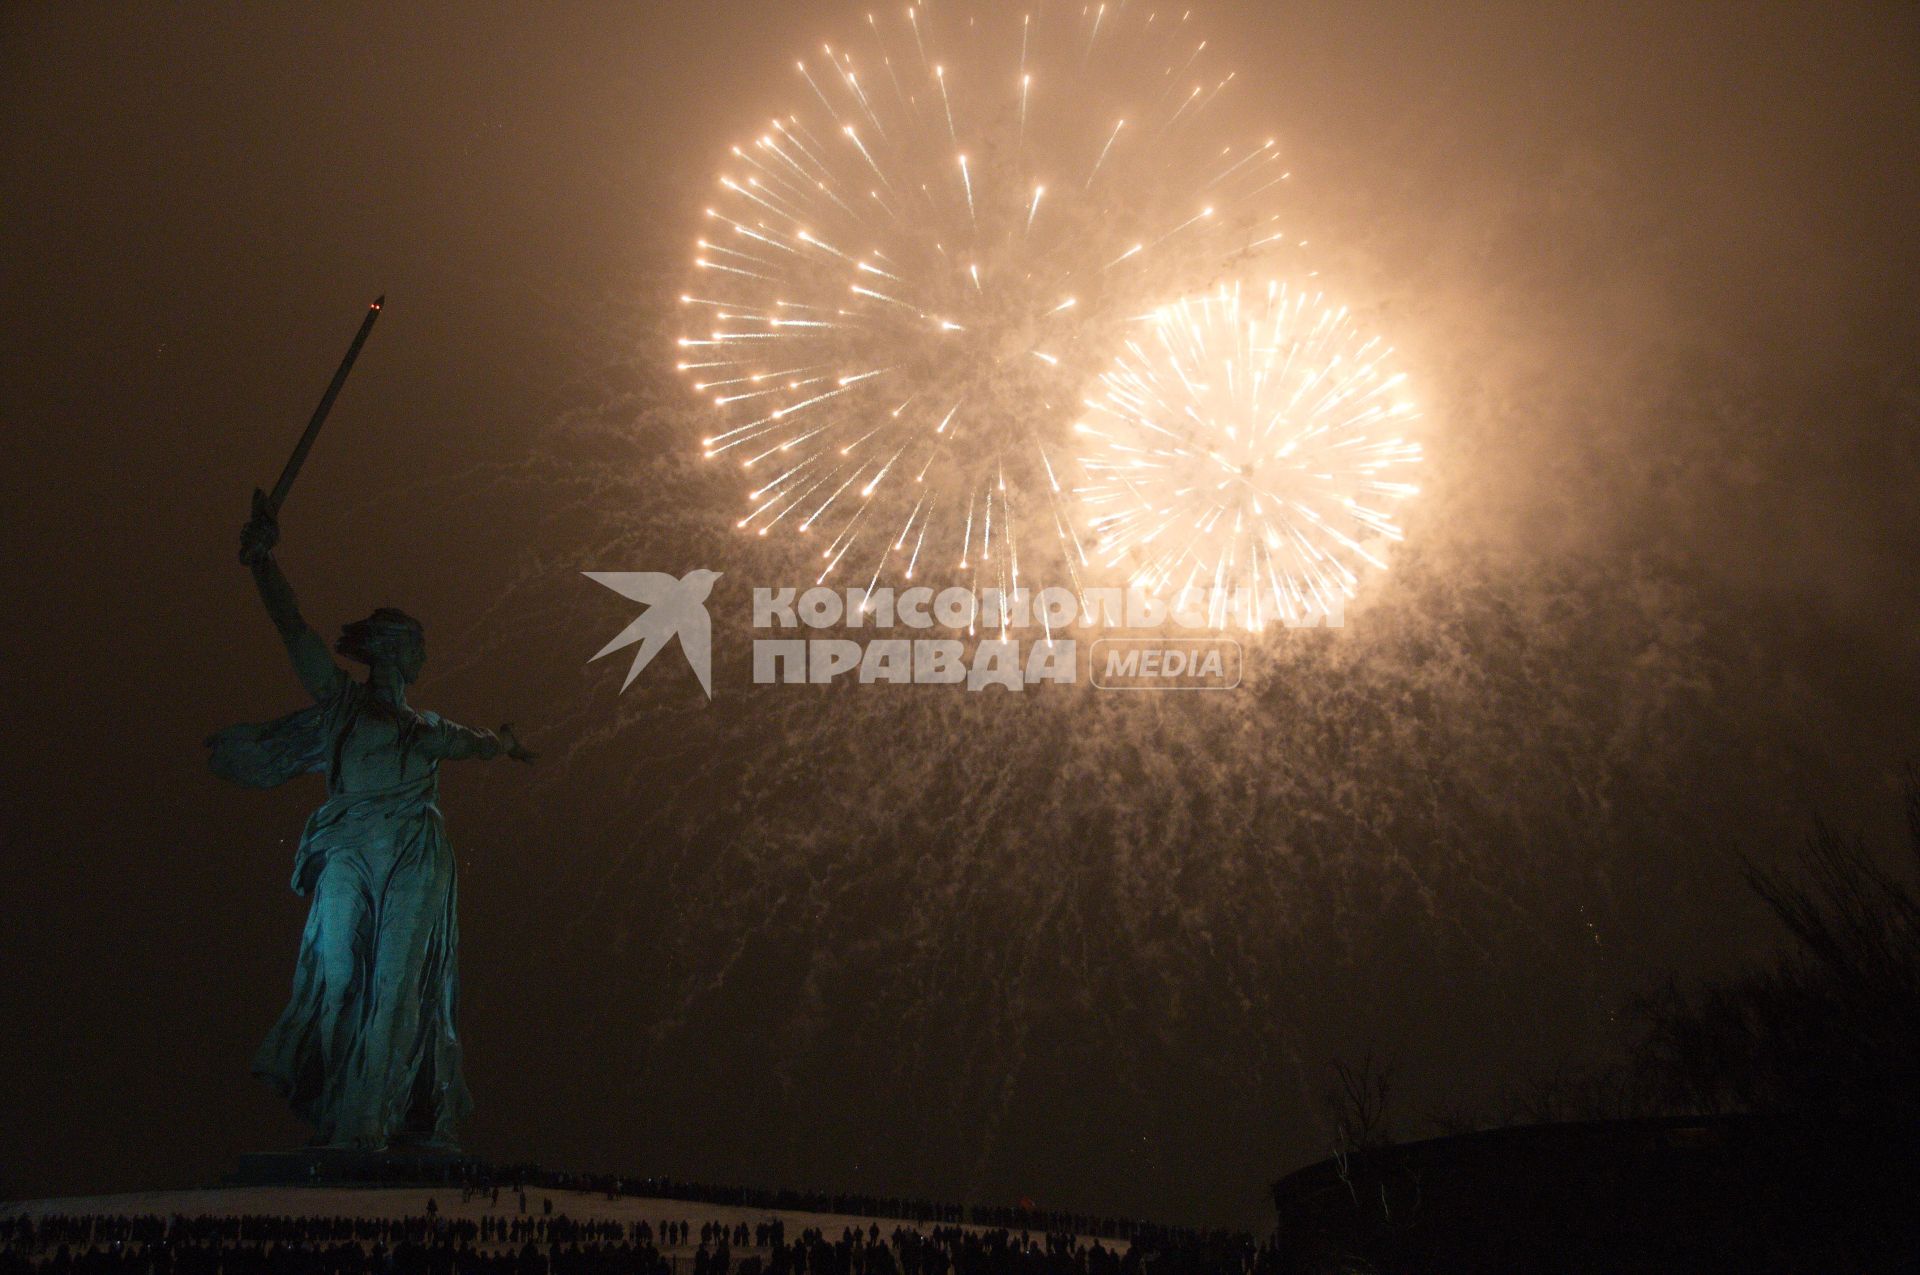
[3, 1, 1917, 1230]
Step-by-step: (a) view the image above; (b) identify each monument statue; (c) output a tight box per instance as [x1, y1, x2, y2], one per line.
[201, 297, 530, 1157]
[208, 492, 534, 1149]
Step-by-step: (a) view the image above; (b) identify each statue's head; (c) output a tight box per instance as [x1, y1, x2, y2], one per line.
[337, 607, 426, 684]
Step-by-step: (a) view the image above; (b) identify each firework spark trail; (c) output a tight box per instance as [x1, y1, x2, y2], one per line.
[680, 1, 1296, 603]
[1073, 280, 1423, 627]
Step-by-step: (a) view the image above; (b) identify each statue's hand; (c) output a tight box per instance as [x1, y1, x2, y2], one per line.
[498, 723, 537, 764]
[240, 488, 280, 566]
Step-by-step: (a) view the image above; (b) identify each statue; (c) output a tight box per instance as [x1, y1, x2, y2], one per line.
[207, 490, 533, 1150]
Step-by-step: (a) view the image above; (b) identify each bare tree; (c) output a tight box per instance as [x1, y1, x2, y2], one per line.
[1324, 1050, 1397, 1154]
[1631, 776, 1920, 1120]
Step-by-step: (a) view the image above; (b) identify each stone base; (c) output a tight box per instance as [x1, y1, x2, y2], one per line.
[230, 1145, 482, 1186]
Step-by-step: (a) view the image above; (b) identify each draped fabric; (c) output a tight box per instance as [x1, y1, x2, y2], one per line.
[205, 703, 330, 790]
[210, 681, 473, 1146]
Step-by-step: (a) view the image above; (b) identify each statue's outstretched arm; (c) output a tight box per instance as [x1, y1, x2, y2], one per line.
[421, 718, 536, 764]
[239, 489, 346, 702]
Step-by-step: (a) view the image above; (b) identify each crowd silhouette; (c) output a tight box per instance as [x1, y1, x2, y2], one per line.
[0, 1210, 1274, 1275]
[454, 1167, 1229, 1250]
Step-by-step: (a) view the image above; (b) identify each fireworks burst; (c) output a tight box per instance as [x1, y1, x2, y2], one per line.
[1074, 281, 1423, 628]
[681, 2, 1294, 605]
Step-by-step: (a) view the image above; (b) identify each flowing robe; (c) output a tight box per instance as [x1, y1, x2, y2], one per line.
[209, 679, 490, 1146]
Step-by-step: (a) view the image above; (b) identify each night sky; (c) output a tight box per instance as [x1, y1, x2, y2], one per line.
[3, 1, 1917, 1231]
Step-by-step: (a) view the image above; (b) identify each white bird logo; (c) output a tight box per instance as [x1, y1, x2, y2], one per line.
[585, 569, 722, 697]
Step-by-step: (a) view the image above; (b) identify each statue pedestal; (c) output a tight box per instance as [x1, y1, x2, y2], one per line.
[230, 1145, 481, 1186]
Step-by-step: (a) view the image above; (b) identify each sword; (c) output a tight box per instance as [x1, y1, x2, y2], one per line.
[265, 295, 384, 514]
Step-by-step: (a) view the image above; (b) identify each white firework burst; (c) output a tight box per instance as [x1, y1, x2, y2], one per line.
[1074, 280, 1423, 629]
[680, 2, 1295, 604]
